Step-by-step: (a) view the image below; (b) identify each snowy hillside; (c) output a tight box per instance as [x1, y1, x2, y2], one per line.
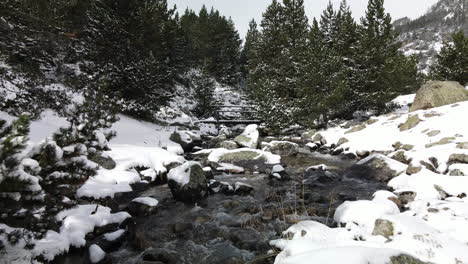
[395, 0, 467, 74]
[272, 94, 468, 264]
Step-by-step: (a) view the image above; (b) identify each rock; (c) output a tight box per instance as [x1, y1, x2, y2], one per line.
[406, 165, 422, 175]
[366, 118, 378, 125]
[214, 149, 279, 172]
[331, 147, 344, 155]
[402, 144, 414, 151]
[356, 150, 370, 158]
[208, 180, 234, 195]
[312, 133, 327, 145]
[345, 124, 366, 134]
[127, 197, 159, 216]
[449, 154, 468, 164]
[392, 142, 402, 150]
[372, 219, 394, 238]
[457, 142, 468, 149]
[234, 182, 254, 195]
[95, 230, 126, 252]
[390, 254, 430, 264]
[397, 191, 416, 205]
[234, 124, 259, 149]
[427, 130, 441, 137]
[399, 115, 422, 131]
[216, 140, 239, 150]
[410, 81, 468, 112]
[88, 153, 116, 170]
[344, 154, 407, 183]
[142, 248, 181, 264]
[202, 167, 214, 180]
[303, 169, 339, 186]
[263, 141, 299, 156]
[167, 162, 208, 203]
[336, 137, 349, 147]
[301, 129, 317, 141]
[425, 137, 455, 148]
[306, 142, 319, 151]
[207, 180, 253, 195]
[449, 169, 464, 176]
[169, 130, 200, 152]
[390, 151, 411, 164]
[269, 165, 290, 181]
[172, 222, 193, 233]
[423, 112, 442, 118]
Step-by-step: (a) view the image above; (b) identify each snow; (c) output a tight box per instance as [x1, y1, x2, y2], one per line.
[110, 114, 181, 147]
[89, 244, 106, 263]
[77, 145, 185, 199]
[0, 109, 68, 143]
[273, 97, 468, 264]
[132, 197, 159, 207]
[201, 148, 281, 165]
[236, 124, 259, 148]
[0, 205, 132, 262]
[103, 229, 125, 242]
[167, 161, 201, 186]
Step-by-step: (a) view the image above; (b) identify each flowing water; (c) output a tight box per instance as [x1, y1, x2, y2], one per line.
[55, 150, 387, 264]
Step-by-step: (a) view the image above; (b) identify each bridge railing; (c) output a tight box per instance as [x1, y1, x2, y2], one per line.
[199, 105, 261, 126]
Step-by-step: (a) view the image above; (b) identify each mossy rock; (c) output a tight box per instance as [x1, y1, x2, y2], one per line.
[449, 154, 468, 164]
[301, 129, 317, 140]
[399, 115, 421, 131]
[216, 140, 239, 150]
[425, 137, 455, 148]
[345, 124, 366, 134]
[337, 137, 349, 146]
[89, 153, 116, 170]
[218, 151, 263, 163]
[389, 254, 430, 264]
[426, 130, 440, 137]
[456, 142, 468, 149]
[372, 219, 394, 238]
[410, 81, 468, 112]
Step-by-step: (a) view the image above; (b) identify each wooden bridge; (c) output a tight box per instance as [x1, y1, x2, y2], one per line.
[198, 105, 261, 126]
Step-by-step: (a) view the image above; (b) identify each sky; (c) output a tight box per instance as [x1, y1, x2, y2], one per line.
[167, 0, 440, 38]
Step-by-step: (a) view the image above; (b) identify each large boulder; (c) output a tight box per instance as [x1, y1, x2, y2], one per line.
[410, 81, 468, 112]
[234, 124, 259, 149]
[263, 141, 299, 156]
[344, 154, 407, 183]
[167, 161, 208, 203]
[216, 140, 239, 150]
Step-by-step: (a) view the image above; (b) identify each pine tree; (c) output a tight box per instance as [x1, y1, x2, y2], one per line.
[0, 115, 44, 203]
[354, 0, 419, 112]
[193, 68, 217, 118]
[240, 19, 260, 82]
[430, 31, 468, 85]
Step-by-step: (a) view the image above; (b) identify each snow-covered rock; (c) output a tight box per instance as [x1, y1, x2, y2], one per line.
[234, 124, 259, 149]
[344, 154, 407, 183]
[167, 161, 208, 203]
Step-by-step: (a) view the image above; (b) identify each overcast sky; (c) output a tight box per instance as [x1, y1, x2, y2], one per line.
[168, 0, 439, 38]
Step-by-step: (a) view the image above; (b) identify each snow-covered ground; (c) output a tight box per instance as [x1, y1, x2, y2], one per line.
[272, 96, 468, 264]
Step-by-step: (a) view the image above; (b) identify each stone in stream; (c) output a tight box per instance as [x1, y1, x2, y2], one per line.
[269, 164, 290, 181]
[208, 180, 254, 196]
[303, 164, 339, 186]
[263, 141, 299, 156]
[94, 229, 127, 253]
[234, 124, 259, 149]
[127, 197, 159, 216]
[167, 161, 208, 203]
[169, 130, 201, 152]
[410, 81, 468, 112]
[344, 154, 407, 183]
[216, 140, 239, 150]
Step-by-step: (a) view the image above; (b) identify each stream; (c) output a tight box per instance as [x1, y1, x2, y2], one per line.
[54, 147, 388, 264]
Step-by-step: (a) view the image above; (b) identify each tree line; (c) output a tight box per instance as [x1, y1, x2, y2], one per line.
[0, 0, 241, 120]
[242, 0, 422, 130]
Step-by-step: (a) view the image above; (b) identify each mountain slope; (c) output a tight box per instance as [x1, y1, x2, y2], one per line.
[395, 0, 467, 74]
